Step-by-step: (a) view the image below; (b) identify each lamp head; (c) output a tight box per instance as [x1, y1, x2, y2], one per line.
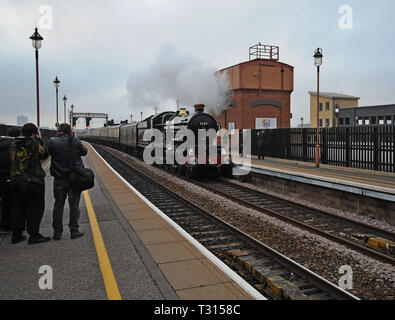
[53, 76, 60, 88]
[314, 47, 323, 67]
[30, 27, 43, 50]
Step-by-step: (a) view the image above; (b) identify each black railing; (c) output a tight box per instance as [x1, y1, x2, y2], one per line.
[251, 125, 395, 173]
[0, 124, 57, 146]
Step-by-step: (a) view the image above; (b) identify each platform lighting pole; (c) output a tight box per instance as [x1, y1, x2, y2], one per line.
[141, 111, 143, 121]
[335, 106, 340, 127]
[314, 48, 323, 168]
[70, 104, 74, 126]
[53, 76, 60, 128]
[63, 95, 67, 123]
[30, 28, 43, 129]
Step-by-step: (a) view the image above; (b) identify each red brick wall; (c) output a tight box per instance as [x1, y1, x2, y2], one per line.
[215, 59, 293, 130]
[215, 89, 291, 130]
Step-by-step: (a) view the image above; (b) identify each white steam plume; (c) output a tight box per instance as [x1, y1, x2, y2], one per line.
[126, 45, 233, 115]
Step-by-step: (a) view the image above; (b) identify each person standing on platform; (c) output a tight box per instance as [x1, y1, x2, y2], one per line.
[257, 131, 266, 160]
[48, 123, 87, 240]
[10, 123, 50, 244]
[0, 127, 21, 232]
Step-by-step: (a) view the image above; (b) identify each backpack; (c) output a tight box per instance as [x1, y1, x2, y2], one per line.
[10, 139, 45, 185]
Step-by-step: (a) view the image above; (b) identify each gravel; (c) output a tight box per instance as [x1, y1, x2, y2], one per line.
[103, 146, 395, 300]
[227, 178, 395, 233]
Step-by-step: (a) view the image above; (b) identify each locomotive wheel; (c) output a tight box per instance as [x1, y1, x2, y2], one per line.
[185, 167, 192, 179]
[186, 166, 195, 179]
[170, 166, 177, 174]
[176, 166, 184, 175]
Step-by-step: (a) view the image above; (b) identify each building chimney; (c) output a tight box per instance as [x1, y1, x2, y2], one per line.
[194, 104, 205, 113]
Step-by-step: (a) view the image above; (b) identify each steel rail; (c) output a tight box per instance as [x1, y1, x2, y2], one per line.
[94, 144, 359, 300]
[190, 179, 395, 265]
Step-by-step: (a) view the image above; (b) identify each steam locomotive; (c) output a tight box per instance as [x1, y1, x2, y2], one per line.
[78, 104, 232, 178]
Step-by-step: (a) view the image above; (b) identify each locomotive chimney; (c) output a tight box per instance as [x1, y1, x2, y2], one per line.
[194, 104, 205, 113]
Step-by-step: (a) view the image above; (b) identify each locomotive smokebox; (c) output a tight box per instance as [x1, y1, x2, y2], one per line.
[193, 104, 205, 113]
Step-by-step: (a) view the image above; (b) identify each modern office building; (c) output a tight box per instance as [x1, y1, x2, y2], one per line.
[309, 92, 359, 128]
[338, 104, 395, 126]
[17, 115, 28, 126]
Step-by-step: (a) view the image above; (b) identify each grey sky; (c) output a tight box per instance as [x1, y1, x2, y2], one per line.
[0, 0, 394, 128]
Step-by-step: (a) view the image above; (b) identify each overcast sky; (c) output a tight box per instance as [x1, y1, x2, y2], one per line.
[0, 0, 394, 128]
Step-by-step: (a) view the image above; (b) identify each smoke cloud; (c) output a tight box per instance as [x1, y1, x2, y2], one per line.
[126, 45, 233, 115]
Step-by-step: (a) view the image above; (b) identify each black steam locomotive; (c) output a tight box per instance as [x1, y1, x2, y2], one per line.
[78, 104, 232, 178]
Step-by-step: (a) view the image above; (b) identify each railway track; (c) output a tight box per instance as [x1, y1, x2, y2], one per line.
[191, 179, 395, 265]
[93, 144, 359, 300]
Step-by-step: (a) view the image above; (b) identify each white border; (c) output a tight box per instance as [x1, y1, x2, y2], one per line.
[88, 143, 267, 301]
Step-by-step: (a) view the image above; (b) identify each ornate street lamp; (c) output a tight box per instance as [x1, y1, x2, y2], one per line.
[53, 76, 60, 128]
[313, 48, 323, 168]
[63, 95, 67, 123]
[30, 28, 43, 128]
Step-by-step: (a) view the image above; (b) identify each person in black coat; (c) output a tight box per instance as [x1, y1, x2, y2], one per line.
[48, 123, 87, 240]
[0, 127, 20, 232]
[10, 123, 50, 244]
[257, 131, 266, 160]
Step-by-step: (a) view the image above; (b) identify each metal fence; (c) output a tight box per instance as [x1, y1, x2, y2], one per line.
[251, 125, 395, 172]
[0, 124, 56, 145]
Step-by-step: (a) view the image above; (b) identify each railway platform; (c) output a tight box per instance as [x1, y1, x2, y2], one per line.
[0, 144, 259, 300]
[234, 156, 395, 225]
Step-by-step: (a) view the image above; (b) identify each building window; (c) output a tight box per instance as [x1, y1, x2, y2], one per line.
[345, 118, 350, 125]
[319, 103, 323, 112]
[379, 117, 384, 125]
[319, 119, 323, 127]
[386, 116, 392, 125]
[325, 119, 330, 127]
[364, 118, 370, 125]
[371, 117, 377, 125]
[325, 102, 330, 111]
[339, 118, 344, 126]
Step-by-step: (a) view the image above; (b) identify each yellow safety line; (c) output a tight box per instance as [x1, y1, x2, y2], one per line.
[249, 160, 395, 188]
[83, 190, 122, 300]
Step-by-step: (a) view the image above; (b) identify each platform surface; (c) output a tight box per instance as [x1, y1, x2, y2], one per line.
[235, 156, 395, 195]
[0, 145, 256, 300]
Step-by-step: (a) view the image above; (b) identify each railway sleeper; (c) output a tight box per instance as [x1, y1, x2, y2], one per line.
[224, 250, 312, 300]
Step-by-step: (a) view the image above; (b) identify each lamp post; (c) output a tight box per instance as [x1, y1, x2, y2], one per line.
[335, 106, 340, 127]
[63, 95, 67, 123]
[53, 76, 60, 128]
[313, 47, 323, 168]
[141, 111, 143, 121]
[30, 28, 43, 128]
[70, 104, 74, 126]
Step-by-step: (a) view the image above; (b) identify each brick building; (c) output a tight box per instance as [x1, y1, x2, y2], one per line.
[214, 44, 294, 130]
